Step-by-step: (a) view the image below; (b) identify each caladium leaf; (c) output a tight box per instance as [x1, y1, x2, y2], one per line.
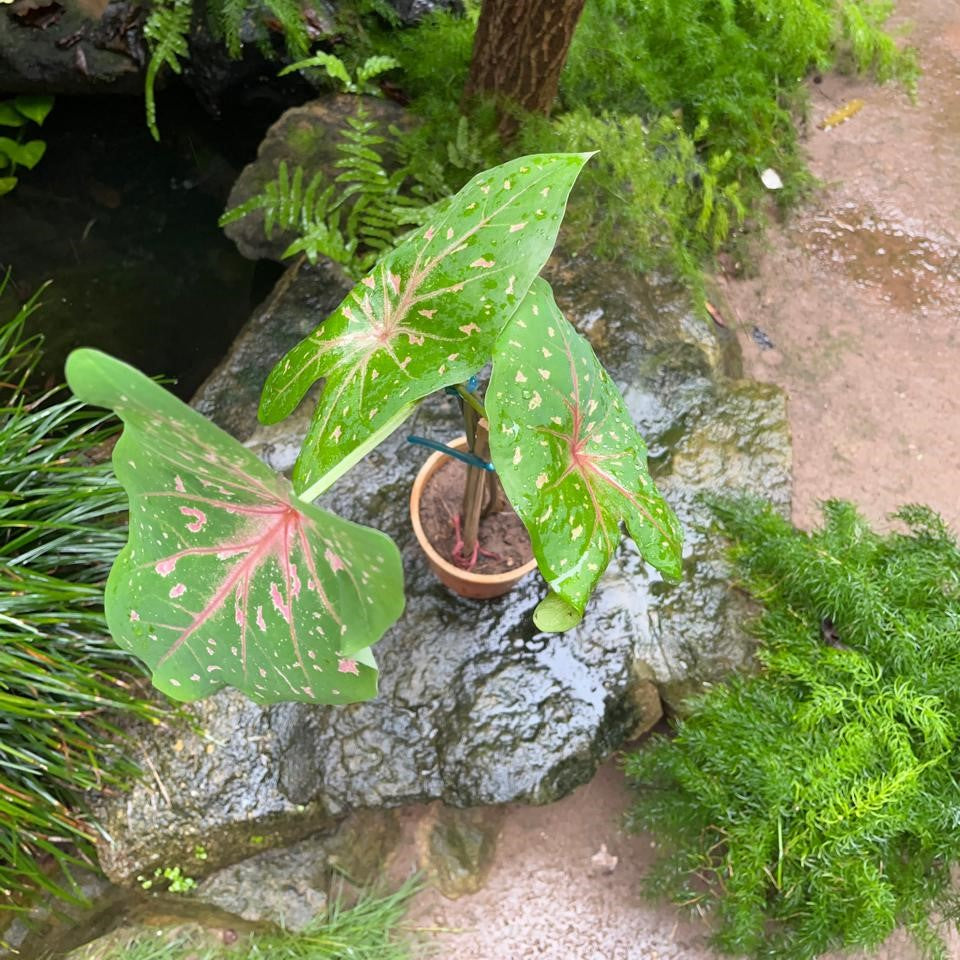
[487, 278, 683, 620]
[65, 349, 404, 706]
[259, 152, 592, 497]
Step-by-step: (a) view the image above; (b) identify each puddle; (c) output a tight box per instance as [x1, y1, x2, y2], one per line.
[798, 203, 960, 309]
[0, 94, 279, 399]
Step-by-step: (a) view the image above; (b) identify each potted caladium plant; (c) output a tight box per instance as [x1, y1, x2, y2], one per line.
[66, 152, 682, 708]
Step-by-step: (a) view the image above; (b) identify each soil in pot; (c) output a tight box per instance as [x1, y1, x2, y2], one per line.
[419, 457, 534, 575]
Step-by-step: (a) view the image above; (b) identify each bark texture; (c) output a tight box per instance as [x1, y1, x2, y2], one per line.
[463, 0, 587, 134]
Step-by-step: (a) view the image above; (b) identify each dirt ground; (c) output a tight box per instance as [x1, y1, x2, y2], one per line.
[398, 1, 960, 957]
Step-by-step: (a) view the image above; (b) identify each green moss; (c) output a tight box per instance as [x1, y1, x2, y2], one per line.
[627, 499, 960, 959]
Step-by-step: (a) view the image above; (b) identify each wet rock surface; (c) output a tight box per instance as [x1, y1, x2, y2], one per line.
[0, 1, 145, 95]
[194, 835, 330, 930]
[416, 804, 505, 898]
[92, 252, 790, 885]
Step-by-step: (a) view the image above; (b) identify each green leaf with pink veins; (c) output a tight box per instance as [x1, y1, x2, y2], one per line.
[486, 278, 683, 628]
[258, 152, 593, 498]
[65, 349, 404, 706]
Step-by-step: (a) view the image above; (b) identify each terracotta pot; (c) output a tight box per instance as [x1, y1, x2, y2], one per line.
[409, 436, 538, 600]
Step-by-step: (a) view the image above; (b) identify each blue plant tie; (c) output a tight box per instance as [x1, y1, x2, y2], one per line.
[406, 435, 496, 472]
[443, 376, 479, 399]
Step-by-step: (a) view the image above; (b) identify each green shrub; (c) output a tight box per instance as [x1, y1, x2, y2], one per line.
[354, 0, 914, 286]
[626, 498, 960, 959]
[562, 0, 917, 178]
[0, 278, 163, 908]
[519, 109, 745, 294]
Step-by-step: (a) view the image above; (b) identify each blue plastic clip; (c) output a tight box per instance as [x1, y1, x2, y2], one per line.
[407, 435, 496, 472]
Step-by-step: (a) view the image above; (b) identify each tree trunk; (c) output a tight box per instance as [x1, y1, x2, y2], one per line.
[463, 0, 587, 137]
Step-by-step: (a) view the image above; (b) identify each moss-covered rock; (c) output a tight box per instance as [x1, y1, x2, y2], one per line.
[221, 96, 410, 262]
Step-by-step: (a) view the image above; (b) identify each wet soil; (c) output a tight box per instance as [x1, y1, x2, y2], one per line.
[721, 0, 960, 535]
[400, 0, 960, 956]
[420, 456, 533, 575]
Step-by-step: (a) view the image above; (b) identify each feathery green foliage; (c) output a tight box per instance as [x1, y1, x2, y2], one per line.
[563, 0, 917, 165]
[143, 0, 322, 140]
[0, 277, 163, 910]
[219, 160, 357, 267]
[68, 876, 421, 960]
[211, 0, 312, 60]
[359, 0, 914, 285]
[519, 111, 745, 295]
[626, 498, 960, 959]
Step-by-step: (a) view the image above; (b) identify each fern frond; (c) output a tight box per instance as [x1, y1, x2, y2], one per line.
[280, 53, 399, 95]
[143, 0, 192, 142]
[219, 97, 432, 279]
[209, 0, 246, 59]
[206, 0, 311, 60]
[354, 55, 400, 93]
[280, 51, 354, 89]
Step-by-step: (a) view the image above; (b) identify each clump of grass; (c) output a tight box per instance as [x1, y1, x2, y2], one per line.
[626, 498, 960, 959]
[70, 877, 421, 960]
[0, 276, 163, 909]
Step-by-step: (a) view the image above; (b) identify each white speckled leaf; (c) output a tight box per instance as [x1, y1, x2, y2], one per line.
[486, 278, 683, 617]
[258, 152, 592, 496]
[65, 349, 403, 705]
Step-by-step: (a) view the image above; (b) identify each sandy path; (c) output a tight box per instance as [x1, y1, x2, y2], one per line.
[402, 1, 960, 957]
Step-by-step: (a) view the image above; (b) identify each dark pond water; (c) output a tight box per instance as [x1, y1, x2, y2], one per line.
[0, 91, 285, 399]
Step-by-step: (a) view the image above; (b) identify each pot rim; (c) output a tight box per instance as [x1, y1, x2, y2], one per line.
[409, 436, 539, 586]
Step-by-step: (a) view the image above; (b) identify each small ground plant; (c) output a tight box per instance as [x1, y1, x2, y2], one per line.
[627, 498, 960, 959]
[68, 876, 420, 960]
[0, 94, 53, 196]
[0, 277, 163, 909]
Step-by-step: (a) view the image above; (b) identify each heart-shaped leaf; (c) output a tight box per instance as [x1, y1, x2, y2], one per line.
[487, 278, 683, 618]
[13, 94, 54, 126]
[65, 349, 404, 705]
[0, 137, 45, 170]
[259, 152, 592, 497]
[0, 104, 28, 127]
[0, 177, 15, 196]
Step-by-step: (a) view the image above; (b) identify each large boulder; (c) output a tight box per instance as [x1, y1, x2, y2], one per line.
[90, 252, 790, 885]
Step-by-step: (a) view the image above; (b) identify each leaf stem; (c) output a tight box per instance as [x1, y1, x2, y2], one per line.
[456, 383, 486, 419]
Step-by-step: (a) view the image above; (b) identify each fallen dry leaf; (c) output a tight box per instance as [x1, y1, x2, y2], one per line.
[589, 843, 619, 876]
